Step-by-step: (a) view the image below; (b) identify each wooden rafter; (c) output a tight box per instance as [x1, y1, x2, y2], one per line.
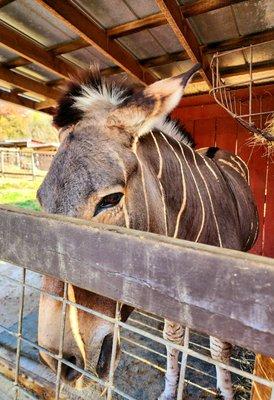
[0, 66, 61, 100]
[101, 50, 189, 77]
[35, 98, 56, 111]
[36, 0, 156, 85]
[0, 90, 37, 110]
[2, 38, 87, 70]
[204, 28, 274, 54]
[3, 27, 273, 77]
[107, 0, 246, 38]
[0, 22, 81, 79]
[156, 0, 212, 87]
[220, 60, 274, 79]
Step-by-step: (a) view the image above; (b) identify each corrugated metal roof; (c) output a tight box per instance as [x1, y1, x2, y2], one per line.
[73, 0, 136, 29]
[118, 30, 167, 60]
[0, 0, 273, 105]
[189, 7, 239, 44]
[244, 41, 274, 64]
[122, 0, 159, 18]
[233, 0, 274, 36]
[149, 25, 183, 53]
[62, 46, 115, 70]
[15, 64, 61, 82]
[0, 45, 17, 62]
[0, 0, 77, 47]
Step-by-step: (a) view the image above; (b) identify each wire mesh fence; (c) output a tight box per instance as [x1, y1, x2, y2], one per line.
[0, 207, 274, 399]
[0, 261, 273, 400]
[0, 149, 54, 178]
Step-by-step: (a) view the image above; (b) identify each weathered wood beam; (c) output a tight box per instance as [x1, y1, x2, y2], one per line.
[2, 38, 87, 70]
[35, 98, 56, 110]
[108, 0, 246, 38]
[36, 0, 156, 85]
[0, 65, 61, 100]
[221, 60, 274, 78]
[102, 50, 274, 81]
[2, 26, 272, 87]
[0, 23, 81, 79]
[0, 0, 15, 7]
[107, 13, 166, 39]
[1, 205, 274, 357]
[0, 90, 37, 109]
[204, 28, 274, 54]
[49, 38, 87, 56]
[156, 0, 212, 87]
[189, 60, 274, 85]
[101, 50, 189, 77]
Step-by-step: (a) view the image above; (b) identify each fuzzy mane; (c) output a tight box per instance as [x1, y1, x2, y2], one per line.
[54, 68, 195, 148]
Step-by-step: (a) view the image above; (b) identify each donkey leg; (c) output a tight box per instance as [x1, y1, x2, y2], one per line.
[210, 336, 233, 400]
[159, 320, 184, 400]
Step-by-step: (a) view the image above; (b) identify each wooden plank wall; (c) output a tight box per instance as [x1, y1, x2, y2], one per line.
[173, 93, 274, 259]
[173, 90, 274, 399]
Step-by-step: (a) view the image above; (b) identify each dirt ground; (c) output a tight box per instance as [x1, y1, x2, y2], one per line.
[0, 261, 254, 400]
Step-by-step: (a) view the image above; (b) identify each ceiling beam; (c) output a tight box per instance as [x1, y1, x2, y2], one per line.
[156, 0, 212, 87]
[108, 0, 245, 38]
[2, 38, 88, 70]
[4, 27, 273, 75]
[204, 28, 274, 54]
[0, 22, 81, 79]
[35, 0, 156, 85]
[0, 66, 61, 100]
[101, 50, 189, 77]
[191, 60, 274, 84]
[0, 89, 37, 110]
[35, 98, 56, 110]
[221, 59, 274, 78]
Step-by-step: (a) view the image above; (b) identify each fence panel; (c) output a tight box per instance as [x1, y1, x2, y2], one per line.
[0, 206, 274, 399]
[0, 149, 54, 178]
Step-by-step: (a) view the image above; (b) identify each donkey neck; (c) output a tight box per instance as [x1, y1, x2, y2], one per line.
[136, 131, 244, 249]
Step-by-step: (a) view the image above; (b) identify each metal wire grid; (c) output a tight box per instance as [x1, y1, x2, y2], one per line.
[0, 265, 274, 400]
[210, 42, 274, 141]
[0, 149, 54, 178]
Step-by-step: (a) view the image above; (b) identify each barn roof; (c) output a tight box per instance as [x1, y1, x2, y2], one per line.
[0, 0, 273, 113]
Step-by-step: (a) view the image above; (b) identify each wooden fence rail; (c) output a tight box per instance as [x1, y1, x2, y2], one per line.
[0, 205, 273, 356]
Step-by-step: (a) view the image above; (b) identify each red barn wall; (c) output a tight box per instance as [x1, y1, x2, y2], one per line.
[172, 88, 274, 258]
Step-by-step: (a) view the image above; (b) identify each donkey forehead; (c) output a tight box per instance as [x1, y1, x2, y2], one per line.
[38, 131, 127, 214]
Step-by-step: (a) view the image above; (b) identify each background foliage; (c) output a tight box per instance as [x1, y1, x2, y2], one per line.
[0, 100, 58, 142]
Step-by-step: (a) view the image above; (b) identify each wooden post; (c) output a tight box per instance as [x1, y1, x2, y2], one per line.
[31, 153, 35, 179]
[0, 151, 4, 177]
[252, 356, 274, 400]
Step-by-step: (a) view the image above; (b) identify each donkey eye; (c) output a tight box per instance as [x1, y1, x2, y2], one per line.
[94, 192, 124, 217]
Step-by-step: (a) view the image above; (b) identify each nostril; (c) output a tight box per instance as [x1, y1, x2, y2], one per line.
[62, 355, 82, 382]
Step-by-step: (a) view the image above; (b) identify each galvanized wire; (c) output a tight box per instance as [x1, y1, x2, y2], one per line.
[0, 264, 273, 400]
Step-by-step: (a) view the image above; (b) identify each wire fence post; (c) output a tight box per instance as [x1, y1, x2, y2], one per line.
[14, 267, 26, 399]
[107, 301, 121, 400]
[176, 327, 190, 400]
[55, 281, 68, 400]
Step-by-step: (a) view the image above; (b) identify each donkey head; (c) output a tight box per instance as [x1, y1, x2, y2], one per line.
[37, 64, 200, 387]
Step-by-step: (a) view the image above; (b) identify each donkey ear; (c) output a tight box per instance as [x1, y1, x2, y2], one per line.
[107, 63, 201, 136]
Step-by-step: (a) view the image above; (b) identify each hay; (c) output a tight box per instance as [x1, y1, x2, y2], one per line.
[246, 114, 274, 156]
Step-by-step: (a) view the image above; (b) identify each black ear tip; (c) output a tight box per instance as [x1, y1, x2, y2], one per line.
[181, 63, 201, 86]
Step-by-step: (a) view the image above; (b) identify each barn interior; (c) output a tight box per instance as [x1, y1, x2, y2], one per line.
[0, 0, 273, 399]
